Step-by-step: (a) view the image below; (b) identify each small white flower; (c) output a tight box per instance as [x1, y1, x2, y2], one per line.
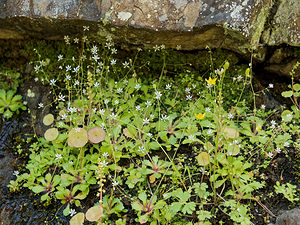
[237, 75, 243, 81]
[94, 82, 100, 88]
[138, 146, 146, 153]
[92, 54, 100, 62]
[111, 48, 117, 54]
[66, 65, 72, 72]
[114, 100, 119, 105]
[186, 95, 192, 100]
[207, 84, 212, 89]
[122, 61, 129, 68]
[283, 142, 289, 147]
[74, 80, 80, 86]
[34, 77, 39, 82]
[268, 83, 274, 88]
[61, 114, 68, 120]
[161, 115, 169, 122]
[68, 107, 77, 113]
[83, 26, 89, 31]
[104, 99, 109, 104]
[275, 147, 281, 153]
[58, 94, 65, 101]
[102, 152, 109, 158]
[145, 100, 152, 107]
[165, 84, 172, 90]
[74, 38, 79, 43]
[112, 180, 118, 186]
[205, 107, 211, 112]
[13, 171, 19, 176]
[100, 160, 108, 167]
[38, 103, 44, 108]
[50, 79, 56, 86]
[155, 91, 162, 100]
[260, 105, 266, 110]
[55, 153, 62, 161]
[147, 133, 153, 137]
[228, 113, 234, 119]
[99, 109, 105, 115]
[123, 80, 128, 85]
[34, 65, 40, 72]
[116, 88, 123, 93]
[91, 46, 98, 55]
[110, 59, 116, 65]
[69, 209, 76, 217]
[58, 122, 64, 127]
[69, 160, 73, 164]
[57, 54, 63, 61]
[65, 75, 71, 80]
[286, 114, 292, 120]
[270, 120, 276, 126]
[150, 114, 155, 119]
[75, 128, 81, 133]
[233, 140, 239, 145]
[188, 135, 195, 141]
[207, 129, 213, 135]
[135, 84, 141, 90]
[136, 105, 141, 111]
[64, 35, 70, 44]
[109, 113, 117, 120]
[72, 66, 79, 73]
[267, 152, 273, 158]
[185, 87, 191, 93]
[143, 118, 150, 125]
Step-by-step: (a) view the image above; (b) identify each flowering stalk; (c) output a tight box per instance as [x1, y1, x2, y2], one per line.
[96, 158, 106, 225]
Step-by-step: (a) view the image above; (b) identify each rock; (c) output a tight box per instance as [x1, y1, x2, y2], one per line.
[264, 59, 300, 81]
[263, 0, 300, 46]
[275, 208, 300, 225]
[0, 0, 273, 58]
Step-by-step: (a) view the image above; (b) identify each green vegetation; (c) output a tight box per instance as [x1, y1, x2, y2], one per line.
[7, 33, 300, 224]
[0, 89, 26, 119]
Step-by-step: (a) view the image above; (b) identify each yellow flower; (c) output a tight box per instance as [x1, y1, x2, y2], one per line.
[205, 77, 217, 85]
[195, 113, 205, 120]
[256, 125, 262, 131]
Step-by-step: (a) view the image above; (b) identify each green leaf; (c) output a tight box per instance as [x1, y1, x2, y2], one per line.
[131, 201, 143, 211]
[182, 202, 196, 214]
[138, 192, 147, 203]
[281, 110, 293, 122]
[294, 83, 300, 92]
[196, 152, 210, 166]
[281, 91, 293, 98]
[32, 185, 45, 194]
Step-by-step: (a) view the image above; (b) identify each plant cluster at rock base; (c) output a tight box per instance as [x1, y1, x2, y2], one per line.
[8, 34, 300, 225]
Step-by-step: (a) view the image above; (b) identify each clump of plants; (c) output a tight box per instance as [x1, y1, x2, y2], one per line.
[9, 32, 300, 225]
[0, 89, 26, 119]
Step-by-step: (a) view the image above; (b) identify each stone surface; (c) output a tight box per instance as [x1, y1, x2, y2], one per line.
[275, 208, 300, 225]
[263, 0, 300, 46]
[0, 0, 272, 56]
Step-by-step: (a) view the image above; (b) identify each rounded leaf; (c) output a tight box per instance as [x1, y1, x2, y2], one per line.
[70, 212, 85, 225]
[281, 91, 293, 98]
[85, 205, 103, 222]
[227, 144, 240, 156]
[88, 127, 106, 144]
[281, 110, 293, 122]
[223, 127, 239, 139]
[43, 114, 54, 126]
[44, 128, 59, 141]
[196, 152, 210, 166]
[68, 128, 88, 148]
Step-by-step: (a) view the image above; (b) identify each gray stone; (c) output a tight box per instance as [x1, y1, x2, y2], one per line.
[275, 208, 300, 225]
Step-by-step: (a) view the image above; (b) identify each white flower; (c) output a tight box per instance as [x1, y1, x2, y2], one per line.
[94, 82, 100, 88]
[283, 142, 289, 147]
[58, 94, 65, 101]
[205, 108, 211, 112]
[13, 171, 19, 176]
[207, 129, 213, 135]
[268, 83, 274, 88]
[136, 105, 141, 111]
[100, 160, 108, 167]
[228, 113, 234, 119]
[65, 75, 71, 80]
[110, 59, 116, 65]
[102, 152, 109, 158]
[135, 84, 141, 90]
[150, 114, 155, 119]
[61, 114, 68, 120]
[138, 146, 146, 153]
[69, 209, 76, 217]
[83, 26, 89, 31]
[99, 109, 105, 115]
[161, 115, 169, 122]
[68, 107, 77, 113]
[143, 118, 150, 125]
[74, 38, 79, 43]
[123, 80, 128, 85]
[104, 99, 109, 104]
[122, 61, 129, 68]
[66, 65, 72, 72]
[270, 120, 276, 126]
[155, 91, 162, 100]
[92, 54, 100, 62]
[58, 122, 64, 127]
[147, 133, 153, 137]
[116, 88, 123, 93]
[233, 140, 239, 145]
[34, 65, 40, 72]
[34, 77, 39, 82]
[57, 54, 63, 61]
[237, 75, 243, 81]
[55, 153, 62, 160]
[267, 152, 273, 158]
[186, 95, 192, 100]
[165, 84, 172, 90]
[72, 66, 79, 73]
[74, 80, 80, 86]
[112, 180, 118, 186]
[145, 100, 152, 107]
[185, 87, 191, 93]
[114, 100, 119, 105]
[109, 113, 117, 120]
[260, 105, 266, 110]
[69, 160, 73, 164]
[111, 48, 117, 54]
[286, 114, 292, 120]
[64, 35, 70, 44]
[188, 135, 195, 141]
[75, 128, 81, 133]
[275, 147, 281, 153]
[50, 79, 56, 86]
[38, 103, 44, 108]
[91, 46, 98, 55]
[207, 84, 212, 89]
